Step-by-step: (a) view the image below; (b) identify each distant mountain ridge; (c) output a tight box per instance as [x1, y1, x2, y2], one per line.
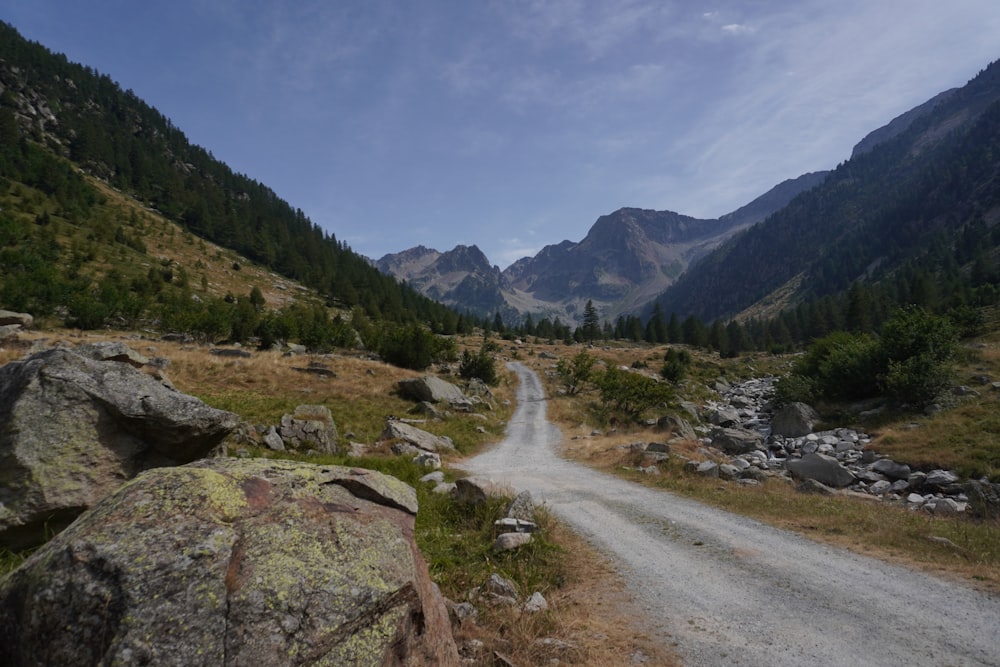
[376, 171, 828, 324]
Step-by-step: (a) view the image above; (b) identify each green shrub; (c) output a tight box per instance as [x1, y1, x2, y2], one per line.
[459, 347, 498, 386]
[594, 366, 673, 422]
[661, 347, 692, 383]
[555, 350, 596, 396]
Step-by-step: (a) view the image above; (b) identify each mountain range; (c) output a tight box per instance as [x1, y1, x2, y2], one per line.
[378, 59, 1000, 327]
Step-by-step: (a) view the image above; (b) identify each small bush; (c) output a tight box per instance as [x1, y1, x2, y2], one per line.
[459, 348, 498, 386]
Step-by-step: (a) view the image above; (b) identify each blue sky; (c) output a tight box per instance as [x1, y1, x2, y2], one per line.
[5, 2, 1000, 268]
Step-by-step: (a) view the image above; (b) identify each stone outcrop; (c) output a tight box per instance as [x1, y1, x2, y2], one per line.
[0, 347, 239, 548]
[397, 376, 473, 411]
[0, 458, 460, 667]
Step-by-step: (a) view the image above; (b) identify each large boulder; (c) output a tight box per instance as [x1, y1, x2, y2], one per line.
[770, 402, 820, 438]
[397, 376, 472, 410]
[0, 458, 459, 667]
[0, 347, 239, 549]
[709, 426, 765, 454]
[786, 453, 857, 488]
[379, 420, 455, 453]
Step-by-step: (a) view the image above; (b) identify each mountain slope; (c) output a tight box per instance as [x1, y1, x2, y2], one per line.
[377, 172, 826, 324]
[0, 20, 455, 331]
[651, 59, 1000, 323]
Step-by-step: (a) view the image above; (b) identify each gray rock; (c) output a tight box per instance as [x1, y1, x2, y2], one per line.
[379, 420, 455, 453]
[657, 414, 697, 440]
[705, 406, 741, 427]
[494, 532, 533, 552]
[710, 426, 765, 454]
[929, 498, 963, 515]
[262, 425, 285, 451]
[397, 375, 468, 405]
[889, 479, 910, 493]
[486, 573, 518, 600]
[523, 592, 548, 613]
[505, 490, 535, 522]
[907, 493, 926, 505]
[925, 469, 960, 488]
[0, 309, 33, 328]
[871, 458, 912, 480]
[719, 464, 742, 480]
[278, 405, 339, 454]
[771, 402, 820, 437]
[869, 480, 892, 495]
[696, 460, 719, 478]
[74, 341, 149, 368]
[452, 477, 505, 505]
[209, 347, 252, 358]
[0, 348, 239, 549]
[0, 458, 460, 667]
[420, 471, 446, 484]
[786, 453, 857, 488]
[964, 480, 1000, 520]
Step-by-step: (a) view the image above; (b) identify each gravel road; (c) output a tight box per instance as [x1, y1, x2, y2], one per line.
[460, 363, 1000, 667]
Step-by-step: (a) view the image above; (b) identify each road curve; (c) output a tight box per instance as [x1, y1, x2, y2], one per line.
[460, 363, 1000, 667]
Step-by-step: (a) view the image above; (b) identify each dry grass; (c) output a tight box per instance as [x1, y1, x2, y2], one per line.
[453, 519, 681, 667]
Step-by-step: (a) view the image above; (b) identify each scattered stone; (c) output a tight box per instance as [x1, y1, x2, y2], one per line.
[494, 532, 533, 551]
[871, 459, 912, 480]
[261, 425, 285, 451]
[523, 592, 548, 613]
[379, 419, 455, 453]
[420, 470, 446, 484]
[505, 490, 535, 522]
[453, 477, 505, 505]
[696, 460, 719, 478]
[485, 573, 518, 601]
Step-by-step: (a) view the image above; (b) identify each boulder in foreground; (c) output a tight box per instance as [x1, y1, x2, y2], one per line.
[0, 458, 459, 667]
[0, 347, 239, 548]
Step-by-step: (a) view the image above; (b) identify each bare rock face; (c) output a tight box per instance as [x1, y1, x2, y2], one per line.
[0, 347, 240, 548]
[0, 458, 460, 667]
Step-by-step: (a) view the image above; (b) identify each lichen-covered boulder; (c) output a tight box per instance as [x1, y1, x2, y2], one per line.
[0, 347, 239, 548]
[0, 458, 459, 667]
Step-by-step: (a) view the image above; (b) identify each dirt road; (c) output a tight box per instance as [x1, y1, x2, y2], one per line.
[461, 363, 1000, 666]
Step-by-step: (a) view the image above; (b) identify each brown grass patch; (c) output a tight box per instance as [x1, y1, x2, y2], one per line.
[454, 519, 681, 666]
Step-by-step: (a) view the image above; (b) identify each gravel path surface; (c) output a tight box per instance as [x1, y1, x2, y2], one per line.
[460, 363, 1000, 667]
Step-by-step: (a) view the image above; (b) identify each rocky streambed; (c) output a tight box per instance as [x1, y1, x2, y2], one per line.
[647, 376, 1000, 519]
